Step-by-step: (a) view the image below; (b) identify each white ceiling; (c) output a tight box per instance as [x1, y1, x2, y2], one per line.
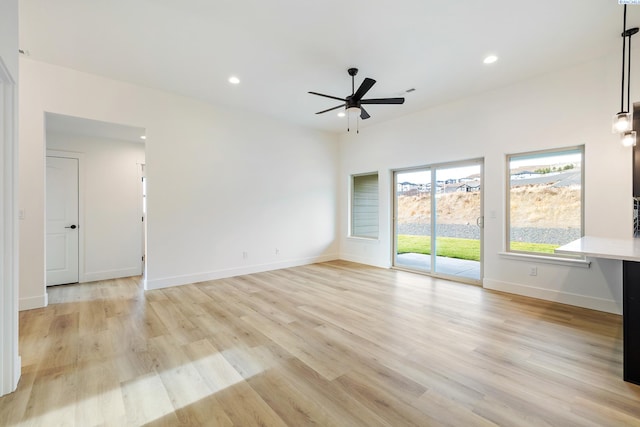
[19, 1, 640, 134]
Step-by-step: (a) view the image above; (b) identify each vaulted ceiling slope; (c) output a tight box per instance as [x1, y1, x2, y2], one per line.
[18, 0, 640, 133]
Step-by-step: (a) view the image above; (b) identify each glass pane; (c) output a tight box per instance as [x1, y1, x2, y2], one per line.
[395, 169, 431, 271]
[509, 148, 582, 254]
[434, 164, 481, 280]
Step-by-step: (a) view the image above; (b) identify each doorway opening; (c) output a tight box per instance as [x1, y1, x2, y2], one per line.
[393, 159, 484, 284]
[44, 113, 146, 287]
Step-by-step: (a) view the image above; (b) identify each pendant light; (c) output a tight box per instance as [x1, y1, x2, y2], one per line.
[613, 5, 639, 146]
[623, 130, 637, 147]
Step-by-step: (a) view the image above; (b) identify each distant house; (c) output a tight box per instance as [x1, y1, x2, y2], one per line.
[456, 183, 480, 192]
[398, 181, 430, 195]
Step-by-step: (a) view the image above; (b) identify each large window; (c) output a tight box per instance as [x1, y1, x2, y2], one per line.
[351, 173, 379, 239]
[507, 146, 584, 255]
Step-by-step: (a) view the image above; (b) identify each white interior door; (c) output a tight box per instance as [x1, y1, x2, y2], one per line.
[46, 156, 79, 286]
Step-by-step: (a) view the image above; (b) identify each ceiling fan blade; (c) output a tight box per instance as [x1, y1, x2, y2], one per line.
[361, 97, 405, 105]
[352, 78, 376, 101]
[315, 104, 345, 115]
[308, 91, 346, 102]
[360, 107, 371, 120]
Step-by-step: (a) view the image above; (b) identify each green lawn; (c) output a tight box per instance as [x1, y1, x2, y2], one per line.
[509, 241, 559, 254]
[396, 235, 559, 261]
[397, 235, 480, 261]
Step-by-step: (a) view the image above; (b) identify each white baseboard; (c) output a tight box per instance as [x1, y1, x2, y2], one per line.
[19, 293, 47, 311]
[483, 278, 622, 315]
[339, 253, 391, 269]
[0, 354, 20, 397]
[14, 355, 21, 390]
[82, 267, 142, 283]
[145, 254, 339, 290]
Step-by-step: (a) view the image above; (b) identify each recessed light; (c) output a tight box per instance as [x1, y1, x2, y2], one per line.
[228, 76, 240, 85]
[140, 135, 147, 140]
[337, 111, 346, 118]
[483, 55, 498, 64]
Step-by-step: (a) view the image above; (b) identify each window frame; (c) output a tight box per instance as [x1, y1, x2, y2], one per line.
[350, 172, 379, 239]
[505, 145, 585, 258]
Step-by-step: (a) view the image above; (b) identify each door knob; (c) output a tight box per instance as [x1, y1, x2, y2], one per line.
[65, 225, 77, 229]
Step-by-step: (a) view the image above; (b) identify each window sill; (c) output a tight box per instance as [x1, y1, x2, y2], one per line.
[347, 236, 380, 242]
[498, 251, 591, 268]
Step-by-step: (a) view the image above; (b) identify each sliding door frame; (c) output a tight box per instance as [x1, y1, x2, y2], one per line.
[392, 158, 484, 285]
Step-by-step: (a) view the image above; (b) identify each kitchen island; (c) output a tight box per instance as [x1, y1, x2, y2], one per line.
[556, 236, 640, 385]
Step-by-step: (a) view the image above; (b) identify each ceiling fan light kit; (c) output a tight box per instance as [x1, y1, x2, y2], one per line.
[309, 67, 405, 132]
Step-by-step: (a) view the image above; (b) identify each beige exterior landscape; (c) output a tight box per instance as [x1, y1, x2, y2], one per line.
[398, 185, 580, 228]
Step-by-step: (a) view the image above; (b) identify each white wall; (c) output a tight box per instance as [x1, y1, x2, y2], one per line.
[0, 0, 20, 397]
[0, 5, 18, 79]
[339, 51, 634, 314]
[46, 132, 145, 282]
[20, 58, 339, 309]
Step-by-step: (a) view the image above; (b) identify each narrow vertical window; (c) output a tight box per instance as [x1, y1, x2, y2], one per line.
[351, 173, 379, 239]
[507, 146, 584, 255]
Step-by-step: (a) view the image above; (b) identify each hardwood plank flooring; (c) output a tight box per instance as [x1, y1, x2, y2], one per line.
[1, 260, 639, 426]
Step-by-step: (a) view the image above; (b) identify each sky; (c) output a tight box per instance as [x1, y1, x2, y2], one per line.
[396, 151, 581, 185]
[397, 165, 481, 184]
[509, 151, 582, 169]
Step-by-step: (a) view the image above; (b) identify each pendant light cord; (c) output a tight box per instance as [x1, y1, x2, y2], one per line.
[628, 27, 633, 114]
[622, 4, 628, 113]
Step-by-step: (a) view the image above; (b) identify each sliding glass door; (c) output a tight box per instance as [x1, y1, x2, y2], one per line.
[433, 163, 482, 280]
[394, 160, 483, 283]
[394, 169, 432, 272]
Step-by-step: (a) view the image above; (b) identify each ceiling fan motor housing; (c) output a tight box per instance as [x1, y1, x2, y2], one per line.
[346, 96, 359, 109]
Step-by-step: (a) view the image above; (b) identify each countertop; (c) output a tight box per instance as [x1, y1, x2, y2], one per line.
[556, 236, 640, 262]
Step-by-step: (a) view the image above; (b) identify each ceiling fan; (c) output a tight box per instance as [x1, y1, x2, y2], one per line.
[309, 68, 405, 121]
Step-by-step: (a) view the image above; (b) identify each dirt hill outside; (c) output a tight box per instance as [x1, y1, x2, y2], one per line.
[398, 184, 580, 228]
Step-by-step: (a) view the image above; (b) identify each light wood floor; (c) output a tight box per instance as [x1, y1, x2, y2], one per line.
[1, 261, 639, 426]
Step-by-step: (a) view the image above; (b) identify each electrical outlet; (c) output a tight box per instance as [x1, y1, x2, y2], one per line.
[275, 248, 279, 255]
[529, 266, 537, 276]
[243, 251, 248, 260]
